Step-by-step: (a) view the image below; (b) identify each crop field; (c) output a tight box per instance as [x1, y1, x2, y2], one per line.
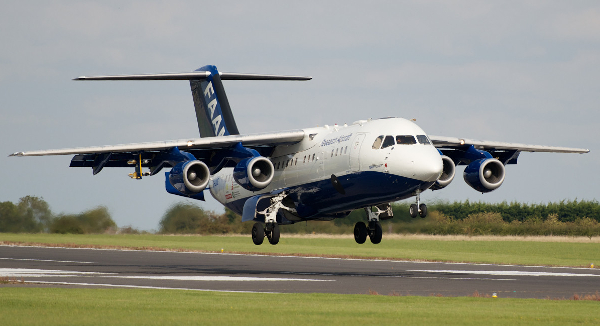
[1, 287, 599, 326]
[1, 233, 599, 267]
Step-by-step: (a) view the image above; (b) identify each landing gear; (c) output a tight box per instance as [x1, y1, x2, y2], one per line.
[266, 223, 280, 245]
[251, 223, 264, 245]
[410, 191, 427, 218]
[354, 222, 367, 244]
[252, 222, 280, 245]
[354, 204, 391, 244]
[251, 191, 297, 245]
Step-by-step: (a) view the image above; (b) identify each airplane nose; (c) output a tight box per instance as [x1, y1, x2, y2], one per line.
[413, 154, 443, 182]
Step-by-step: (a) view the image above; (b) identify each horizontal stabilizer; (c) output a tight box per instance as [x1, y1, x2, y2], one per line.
[74, 72, 312, 81]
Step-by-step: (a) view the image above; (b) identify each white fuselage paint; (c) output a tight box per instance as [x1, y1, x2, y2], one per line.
[209, 118, 443, 210]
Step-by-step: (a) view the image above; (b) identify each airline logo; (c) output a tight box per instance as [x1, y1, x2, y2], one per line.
[320, 133, 353, 147]
[203, 81, 225, 137]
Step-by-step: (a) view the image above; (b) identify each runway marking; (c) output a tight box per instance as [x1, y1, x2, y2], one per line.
[0, 257, 93, 264]
[0, 268, 114, 278]
[407, 270, 600, 277]
[21, 281, 279, 294]
[4, 244, 598, 272]
[109, 275, 332, 282]
[0, 268, 331, 282]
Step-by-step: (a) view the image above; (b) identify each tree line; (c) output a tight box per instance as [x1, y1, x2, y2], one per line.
[1, 196, 599, 237]
[0, 196, 116, 234]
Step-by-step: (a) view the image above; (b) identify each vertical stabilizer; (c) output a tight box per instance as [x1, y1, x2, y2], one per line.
[190, 65, 240, 138]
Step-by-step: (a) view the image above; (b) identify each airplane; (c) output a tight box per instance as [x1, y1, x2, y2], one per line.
[10, 65, 589, 246]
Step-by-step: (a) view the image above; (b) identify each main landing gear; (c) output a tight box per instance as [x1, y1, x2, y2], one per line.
[252, 222, 280, 245]
[409, 190, 427, 218]
[354, 204, 393, 244]
[251, 192, 293, 245]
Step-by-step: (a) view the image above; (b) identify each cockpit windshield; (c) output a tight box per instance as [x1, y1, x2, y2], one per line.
[396, 135, 417, 145]
[416, 135, 432, 145]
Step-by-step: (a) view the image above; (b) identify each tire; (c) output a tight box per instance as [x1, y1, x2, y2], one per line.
[354, 222, 367, 244]
[369, 221, 382, 244]
[419, 204, 427, 218]
[409, 204, 418, 218]
[252, 223, 265, 245]
[268, 223, 280, 245]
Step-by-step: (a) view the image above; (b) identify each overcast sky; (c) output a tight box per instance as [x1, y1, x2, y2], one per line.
[1, 1, 598, 230]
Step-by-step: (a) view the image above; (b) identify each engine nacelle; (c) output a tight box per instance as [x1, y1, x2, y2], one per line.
[168, 160, 210, 195]
[233, 156, 274, 191]
[430, 155, 456, 190]
[463, 158, 505, 193]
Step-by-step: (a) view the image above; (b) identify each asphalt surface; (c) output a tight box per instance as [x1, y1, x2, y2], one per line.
[1, 245, 599, 298]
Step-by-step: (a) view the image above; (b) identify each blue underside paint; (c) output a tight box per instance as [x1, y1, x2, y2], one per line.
[225, 171, 430, 222]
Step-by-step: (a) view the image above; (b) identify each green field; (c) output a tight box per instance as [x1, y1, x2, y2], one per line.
[1, 233, 599, 267]
[1, 288, 598, 326]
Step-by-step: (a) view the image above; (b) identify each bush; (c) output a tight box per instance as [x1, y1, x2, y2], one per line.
[49, 207, 116, 234]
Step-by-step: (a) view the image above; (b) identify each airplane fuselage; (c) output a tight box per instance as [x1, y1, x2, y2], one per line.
[210, 117, 443, 221]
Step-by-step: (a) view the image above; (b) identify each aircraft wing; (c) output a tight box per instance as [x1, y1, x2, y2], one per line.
[429, 135, 589, 154]
[429, 134, 589, 165]
[9, 130, 305, 157]
[9, 130, 306, 176]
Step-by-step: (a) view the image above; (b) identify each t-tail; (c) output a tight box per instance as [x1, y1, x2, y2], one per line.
[74, 65, 311, 137]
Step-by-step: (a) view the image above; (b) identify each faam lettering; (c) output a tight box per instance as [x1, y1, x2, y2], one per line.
[203, 80, 224, 136]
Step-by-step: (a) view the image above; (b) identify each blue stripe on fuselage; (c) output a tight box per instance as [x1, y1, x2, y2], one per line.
[224, 171, 431, 220]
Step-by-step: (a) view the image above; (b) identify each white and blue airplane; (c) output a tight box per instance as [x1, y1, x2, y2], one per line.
[10, 65, 589, 245]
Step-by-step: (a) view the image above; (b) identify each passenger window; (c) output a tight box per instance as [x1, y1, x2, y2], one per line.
[396, 135, 417, 145]
[372, 135, 384, 149]
[381, 135, 395, 149]
[416, 135, 432, 145]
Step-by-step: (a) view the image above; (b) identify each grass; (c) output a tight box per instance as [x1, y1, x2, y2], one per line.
[1, 233, 599, 267]
[0, 288, 599, 326]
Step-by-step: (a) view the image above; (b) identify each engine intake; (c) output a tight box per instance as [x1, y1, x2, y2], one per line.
[233, 156, 274, 191]
[463, 158, 505, 193]
[431, 155, 456, 190]
[168, 160, 210, 194]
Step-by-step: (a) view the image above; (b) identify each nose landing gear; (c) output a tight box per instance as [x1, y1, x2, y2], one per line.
[409, 191, 427, 218]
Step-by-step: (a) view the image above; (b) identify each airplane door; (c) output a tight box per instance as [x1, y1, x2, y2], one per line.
[350, 133, 366, 172]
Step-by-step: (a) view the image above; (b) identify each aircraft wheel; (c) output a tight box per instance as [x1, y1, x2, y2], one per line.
[354, 222, 367, 244]
[369, 221, 382, 244]
[409, 204, 418, 218]
[268, 223, 280, 245]
[419, 204, 427, 218]
[252, 223, 265, 245]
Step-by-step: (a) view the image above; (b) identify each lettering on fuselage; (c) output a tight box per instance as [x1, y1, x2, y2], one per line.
[203, 81, 225, 137]
[320, 133, 353, 147]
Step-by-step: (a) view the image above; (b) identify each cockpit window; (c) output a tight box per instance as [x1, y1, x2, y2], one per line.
[372, 135, 384, 149]
[416, 135, 432, 145]
[382, 135, 395, 148]
[396, 135, 417, 145]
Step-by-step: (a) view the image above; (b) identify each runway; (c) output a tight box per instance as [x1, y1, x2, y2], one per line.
[1, 245, 599, 298]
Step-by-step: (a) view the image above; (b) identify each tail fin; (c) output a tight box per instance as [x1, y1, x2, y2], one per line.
[74, 65, 311, 138]
[190, 65, 239, 138]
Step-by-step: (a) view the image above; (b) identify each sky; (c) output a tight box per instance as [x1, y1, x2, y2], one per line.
[1, 1, 598, 231]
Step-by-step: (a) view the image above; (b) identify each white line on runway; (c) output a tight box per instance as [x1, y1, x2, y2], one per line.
[0, 268, 114, 277]
[0, 257, 93, 264]
[110, 275, 332, 282]
[21, 281, 279, 294]
[407, 270, 600, 277]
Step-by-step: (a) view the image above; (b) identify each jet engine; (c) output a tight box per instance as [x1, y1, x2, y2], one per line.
[463, 158, 505, 193]
[233, 156, 274, 191]
[430, 155, 456, 190]
[168, 160, 210, 195]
